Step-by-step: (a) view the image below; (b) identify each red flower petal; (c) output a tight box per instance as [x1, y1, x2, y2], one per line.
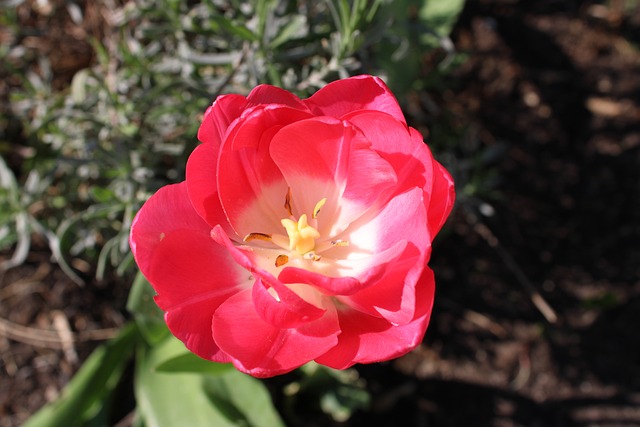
[211, 225, 326, 329]
[252, 277, 326, 328]
[276, 239, 408, 297]
[335, 188, 428, 325]
[246, 84, 310, 111]
[130, 183, 250, 361]
[426, 159, 456, 236]
[212, 289, 340, 377]
[216, 106, 313, 237]
[345, 111, 431, 193]
[342, 243, 422, 325]
[130, 183, 211, 274]
[185, 143, 235, 235]
[269, 117, 396, 236]
[315, 268, 435, 369]
[164, 300, 231, 363]
[346, 111, 456, 236]
[305, 75, 406, 124]
[198, 94, 248, 146]
[345, 187, 429, 258]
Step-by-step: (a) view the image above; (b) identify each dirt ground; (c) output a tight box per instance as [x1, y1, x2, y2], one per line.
[1, 1, 639, 426]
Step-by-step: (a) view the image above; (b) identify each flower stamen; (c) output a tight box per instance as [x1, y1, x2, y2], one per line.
[281, 214, 320, 254]
[284, 187, 293, 216]
[244, 232, 272, 242]
[303, 252, 321, 261]
[245, 190, 329, 267]
[312, 198, 327, 219]
[275, 254, 289, 267]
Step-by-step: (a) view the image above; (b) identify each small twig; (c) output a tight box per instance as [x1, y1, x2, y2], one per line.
[0, 317, 119, 349]
[439, 297, 508, 338]
[464, 207, 558, 323]
[511, 343, 532, 390]
[52, 310, 78, 364]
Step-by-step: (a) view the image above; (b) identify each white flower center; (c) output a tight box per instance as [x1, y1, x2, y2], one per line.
[243, 188, 348, 267]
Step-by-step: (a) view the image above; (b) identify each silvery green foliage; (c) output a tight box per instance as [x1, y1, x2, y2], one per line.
[1, 0, 464, 282]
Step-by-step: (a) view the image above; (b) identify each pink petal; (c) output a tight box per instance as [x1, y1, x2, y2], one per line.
[130, 183, 250, 361]
[185, 143, 234, 235]
[246, 85, 310, 111]
[276, 240, 409, 297]
[211, 225, 326, 328]
[147, 230, 248, 361]
[345, 111, 432, 196]
[346, 111, 455, 236]
[147, 230, 247, 313]
[336, 188, 429, 324]
[217, 106, 313, 237]
[315, 268, 435, 369]
[130, 183, 211, 274]
[269, 117, 396, 236]
[212, 289, 340, 377]
[252, 277, 326, 328]
[198, 94, 248, 147]
[305, 75, 406, 124]
[426, 160, 456, 236]
[277, 267, 362, 296]
[345, 187, 430, 258]
[341, 242, 422, 325]
[164, 301, 231, 363]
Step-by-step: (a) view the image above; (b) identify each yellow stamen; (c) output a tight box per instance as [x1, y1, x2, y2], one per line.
[312, 198, 327, 219]
[245, 190, 329, 261]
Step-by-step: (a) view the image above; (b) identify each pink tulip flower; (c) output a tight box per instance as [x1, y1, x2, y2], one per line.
[130, 75, 455, 377]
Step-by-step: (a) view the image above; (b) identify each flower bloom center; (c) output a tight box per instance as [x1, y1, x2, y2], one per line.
[243, 189, 347, 267]
[280, 214, 320, 255]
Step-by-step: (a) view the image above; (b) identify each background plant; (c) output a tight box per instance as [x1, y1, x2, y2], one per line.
[1, 0, 466, 425]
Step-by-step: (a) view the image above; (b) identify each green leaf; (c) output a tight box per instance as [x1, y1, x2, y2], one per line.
[134, 335, 237, 427]
[285, 362, 370, 422]
[213, 16, 258, 42]
[420, 0, 466, 38]
[127, 271, 169, 345]
[203, 370, 285, 427]
[155, 352, 234, 375]
[269, 15, 307, 49]
[22, 323, 139, 427]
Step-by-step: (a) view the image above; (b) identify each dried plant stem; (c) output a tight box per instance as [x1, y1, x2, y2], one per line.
[464, 208, 558, 324]
[0, 317, 118, 349]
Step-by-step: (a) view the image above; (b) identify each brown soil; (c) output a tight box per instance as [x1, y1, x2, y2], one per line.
[1, 1, 639, 426]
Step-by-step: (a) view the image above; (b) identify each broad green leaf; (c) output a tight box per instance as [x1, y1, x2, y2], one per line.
[134, 335, 237, 427]
[22, 324, 139, 427]
[203, 370, 285, 427]
[127, 271, 169, 344]
[155, 351, 233, 375]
